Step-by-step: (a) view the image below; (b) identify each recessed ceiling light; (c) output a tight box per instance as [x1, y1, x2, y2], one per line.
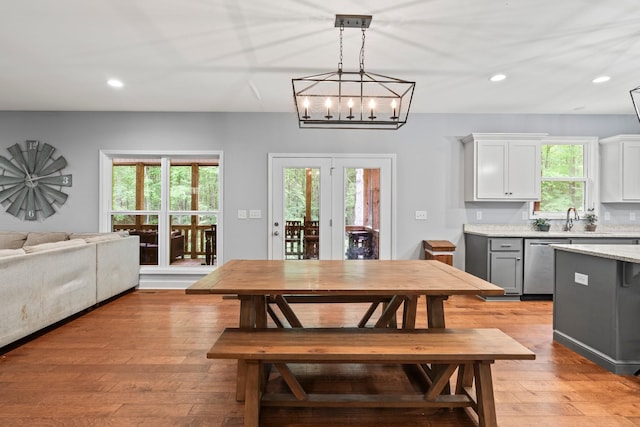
[489, 73, 507, 82]
[592, 75, 610, 84]
[107, 79, 124, 88]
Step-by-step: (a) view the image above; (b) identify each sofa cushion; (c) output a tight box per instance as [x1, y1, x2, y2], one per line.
[0, 248, 26, 257]
[0, 232, 28, 249]
[24, 232, 68, 247]
[84, 234, 122, 243]
[23, 239, 86, 254]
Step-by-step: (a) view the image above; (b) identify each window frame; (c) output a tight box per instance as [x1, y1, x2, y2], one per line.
[530, 136, 598, 220]
[99, 150, 223, 273]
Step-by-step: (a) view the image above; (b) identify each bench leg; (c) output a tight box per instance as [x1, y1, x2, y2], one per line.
[244, 361, 261, 427]
[474, 361, 497, 427]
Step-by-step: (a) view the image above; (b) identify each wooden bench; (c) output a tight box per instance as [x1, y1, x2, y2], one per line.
[207, 328, 535, 427]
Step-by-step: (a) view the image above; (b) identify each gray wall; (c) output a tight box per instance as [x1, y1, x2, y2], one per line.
[0, 111, 638, 269]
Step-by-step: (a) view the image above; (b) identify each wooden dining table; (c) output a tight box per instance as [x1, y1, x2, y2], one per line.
[186, 259, 504, 329]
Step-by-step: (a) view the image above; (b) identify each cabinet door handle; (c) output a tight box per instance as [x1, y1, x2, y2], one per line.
[500, 244, 512, 247]
[516, 257, 521, 261]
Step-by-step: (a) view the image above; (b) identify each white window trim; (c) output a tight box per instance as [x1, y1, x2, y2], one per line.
[99, 149, 224, 274]
[530, 136, 599, 220]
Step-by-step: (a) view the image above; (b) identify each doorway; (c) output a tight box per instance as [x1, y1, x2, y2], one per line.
[269, 154, 394, 260]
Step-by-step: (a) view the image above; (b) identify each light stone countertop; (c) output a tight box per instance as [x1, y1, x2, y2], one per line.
[463, 224, 640, 238]
[551, 244, 640, 263]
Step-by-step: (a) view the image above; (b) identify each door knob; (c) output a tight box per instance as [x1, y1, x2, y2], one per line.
[273, 231, 280, 236]
[274, 222, 279, 227]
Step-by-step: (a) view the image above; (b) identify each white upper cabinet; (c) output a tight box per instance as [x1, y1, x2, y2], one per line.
[462, 133, 545, 202]
[600, 134, 640, 202]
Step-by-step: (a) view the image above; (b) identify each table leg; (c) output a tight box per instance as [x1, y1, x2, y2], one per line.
[374, 295, 405, 328]
[254, 295, 267, 328]
[402, 296, 418, 329]
[426, 295, 448, 328]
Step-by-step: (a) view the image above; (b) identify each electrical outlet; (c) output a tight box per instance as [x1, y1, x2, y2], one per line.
[249, 209, 262, 219]
[604, 212, 611, 221]
[237, 209, 247, 219]
[415, 210, 427, 220]
[522, 211, 528, 220]
[574, 272, 588, 286]
[631, 212, 636, 221]
[476, 211, 483, 221]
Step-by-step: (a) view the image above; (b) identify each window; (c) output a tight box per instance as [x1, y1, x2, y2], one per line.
[532, 137, 597, 218]
[100, 151, 222, 269]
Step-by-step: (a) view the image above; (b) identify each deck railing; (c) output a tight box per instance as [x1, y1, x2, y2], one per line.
[113, 224, 215, 259]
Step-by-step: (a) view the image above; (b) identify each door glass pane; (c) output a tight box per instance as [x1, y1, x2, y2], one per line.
[169, 214, 217, 266]
[344, 168, 380, 260]
[284, 167, 319, 260]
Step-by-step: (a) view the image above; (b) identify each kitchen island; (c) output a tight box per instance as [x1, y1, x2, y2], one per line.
[552, 244, 640, 375]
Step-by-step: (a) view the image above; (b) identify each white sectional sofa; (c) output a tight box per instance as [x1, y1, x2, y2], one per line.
[0, 231, 140, 349]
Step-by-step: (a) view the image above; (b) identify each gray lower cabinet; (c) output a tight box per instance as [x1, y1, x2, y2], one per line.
[465, 234, 523, 295]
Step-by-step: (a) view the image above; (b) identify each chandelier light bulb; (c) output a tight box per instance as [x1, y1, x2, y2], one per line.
[346, 98, 355, 120]
[368, 99, 376, 120]
[390, 99, 398, 120]
[302, 97, 310, 119]
[324, 98, 333, 120]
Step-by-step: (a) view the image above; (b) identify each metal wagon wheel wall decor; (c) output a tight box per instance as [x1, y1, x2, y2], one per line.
[0, 140, 72, 221]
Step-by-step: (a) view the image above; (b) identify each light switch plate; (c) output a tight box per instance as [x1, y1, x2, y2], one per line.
[631, 212, 636, 221]
[476, 211, 483, 220]
[249, 209, 262, 219]
[238, 209, 247, 219]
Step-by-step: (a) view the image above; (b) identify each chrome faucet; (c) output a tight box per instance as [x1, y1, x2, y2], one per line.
[565, 207, 580, 231]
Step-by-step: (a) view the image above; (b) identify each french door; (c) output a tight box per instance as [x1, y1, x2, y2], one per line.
[269, 154, 394, 260]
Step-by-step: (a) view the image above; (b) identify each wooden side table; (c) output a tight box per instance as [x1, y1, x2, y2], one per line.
[423, 240, 456, 266]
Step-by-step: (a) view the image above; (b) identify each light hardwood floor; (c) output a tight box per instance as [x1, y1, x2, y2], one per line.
[0, 290, 639, 426]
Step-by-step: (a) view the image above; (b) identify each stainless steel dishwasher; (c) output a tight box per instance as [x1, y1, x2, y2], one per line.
[523, 239, 570, 295]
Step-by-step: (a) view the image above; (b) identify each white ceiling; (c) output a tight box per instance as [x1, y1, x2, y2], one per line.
[2, 0, 640, 115]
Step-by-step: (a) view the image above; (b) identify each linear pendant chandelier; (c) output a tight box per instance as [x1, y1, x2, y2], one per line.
[292, 15, 415, 130]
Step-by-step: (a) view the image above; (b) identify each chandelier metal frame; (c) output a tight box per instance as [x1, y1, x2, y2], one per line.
[631, 86, 640, 123]
[292, 15, 415, 130]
